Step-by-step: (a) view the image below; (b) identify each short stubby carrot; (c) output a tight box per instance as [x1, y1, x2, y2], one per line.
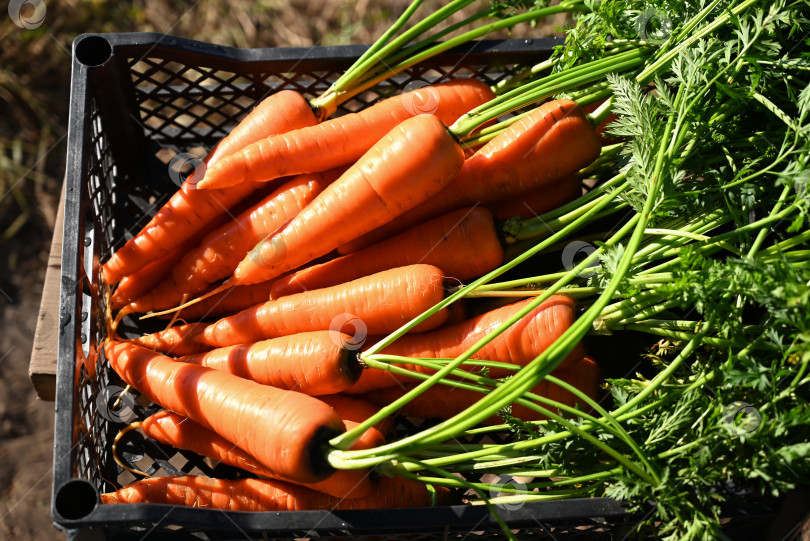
[102, 90, 318, 284]
[364, 356, 600, 423]
[128, 173, 327, 314]
[200, 265, 449, 349]
[176, 331, 361, 396]
[489, 174, 583, 220]
[105, 340, 345, 483]
[347, 296, 583, 394]
[196, 79, 493, 190]
[138, 411, 382, 499]
[231, 115, 465, 286]
[270, 207, 504, 298]
[339, 99, 602, 254]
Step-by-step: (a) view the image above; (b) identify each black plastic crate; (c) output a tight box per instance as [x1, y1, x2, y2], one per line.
[53, 32, 782, 540]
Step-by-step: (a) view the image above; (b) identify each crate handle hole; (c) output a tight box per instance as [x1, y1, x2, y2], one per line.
[75, 35, 113, 67]
[54, 479, 98, 520]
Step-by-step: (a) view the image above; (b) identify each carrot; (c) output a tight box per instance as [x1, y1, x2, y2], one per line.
[270, 207, 504, 298]
[200, 264, 450, 349]
[128, 172, 329, 314]
[100, 475, 345, 510]
[105, 340, 345, 483]
[110, 241, 193, 310]
[102, 90, 319, 284]
[131, 322, 210, 357]
[175, 331, 361, 396]
[101, 474, 451, 510]
[489, 174, 583, 220]
[135, 411, 382, 498]
[319, 395, 395, 437]
[196, 79, 493, 190]
[230, 115, 465, 286]
[136, 265, 449, 356]
[338, 99, 601, 254]
[347, 296, 583, 394]
[509, 355, 602, 421]
[364, 356, 600, 423]
[161, 279, 279, 321]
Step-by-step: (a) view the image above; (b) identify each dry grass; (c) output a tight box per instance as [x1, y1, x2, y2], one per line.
[0, 2, 567, 539]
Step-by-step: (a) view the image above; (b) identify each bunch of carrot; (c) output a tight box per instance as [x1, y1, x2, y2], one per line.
[91, 0, 619, 517]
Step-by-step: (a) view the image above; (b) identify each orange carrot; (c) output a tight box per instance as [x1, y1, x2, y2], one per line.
[347, 296, 583, 394]
[162, 280, 279, 321]
[196, 79, 493, 190]
[175, 331, 361, 396]
[102, 90, 318, 284]
[137, 411, 381, 498]
[231, 115, 465, 286]
[101, 474, 451, 510]
[339, 99, 601, 254]
[128, 172, 329, 314]
[131, 322, 210, 357]
[364, 356, 600, 422]
[319, 394, 395, 437]
[200, 264, 450, 349]
[110, 242, 191, 310]
[270, 207, 504, 298]
[136, 265, 449, 356]
[105, 340, 345, 483]
[489, 174, 583, 220]
[100, 475, 345, 510]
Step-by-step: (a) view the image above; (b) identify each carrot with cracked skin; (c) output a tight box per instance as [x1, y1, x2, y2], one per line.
[101, 474, 452, 510]
[228, 114, 465, 287]
[270, 207, 504, 298]
[128, 172, 330, 314]
[199, 265, 450, 349]
[133, 411, 382, 498]
[105, 340, 345, 483]
[489, 174, 583, 220]
[363, 356, 601, 422]
[175, 331, 361, 396]
[347, 296, 584, 394]
[102, 90, 318, 284]
[196, 79, 493, 190]
[339, 99, 601, 254]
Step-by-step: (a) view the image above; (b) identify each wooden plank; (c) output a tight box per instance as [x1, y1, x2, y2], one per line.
[29, 182, 65, 401]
